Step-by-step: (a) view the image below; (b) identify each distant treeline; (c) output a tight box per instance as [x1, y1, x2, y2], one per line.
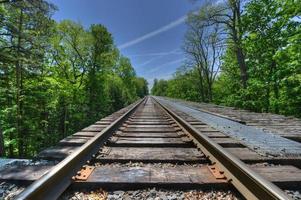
[0, 1, 148, 157]
[152, 0, 301, 118]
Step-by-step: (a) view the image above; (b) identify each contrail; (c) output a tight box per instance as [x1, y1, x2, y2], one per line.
[136, 49, 183, 68]
[129, 49, 182, 57]
[118, 15, 187, 49]
[149, 58, 185, 73]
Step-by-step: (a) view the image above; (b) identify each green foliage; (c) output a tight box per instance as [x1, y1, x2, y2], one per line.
[152, 0, 301, 118]
[151, 67, 202, 102]
[214, 0, 301, 116]
[0, 1, 148, 157]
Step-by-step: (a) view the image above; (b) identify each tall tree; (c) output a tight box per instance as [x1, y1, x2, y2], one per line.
[86, 24, 114, 122]
[198, 0, 248, 88]
[184, 13, 223, 102]
[0, 0, 55, 156]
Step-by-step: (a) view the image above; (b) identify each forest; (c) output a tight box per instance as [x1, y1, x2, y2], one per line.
[0, 1, 148, 157]
[152, 0, 301, 118]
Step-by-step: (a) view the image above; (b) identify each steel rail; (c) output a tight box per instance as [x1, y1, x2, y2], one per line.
[153, 96, 291, 200]
[15, 97, 146, 200]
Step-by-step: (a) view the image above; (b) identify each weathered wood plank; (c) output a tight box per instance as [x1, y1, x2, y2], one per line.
[80, 166, 224, 186]
[108, 137, 191, 147]
[0, 165, 53, 181]
[112, 137, 186, 144]
[129, 119, 169, 122]
[201, 132, 228, 138]
[123, 127, 177, 132]
[126, 125, 173, 128]
[225, 147, 263, 161]
[73, 131, 98, 137]
[114, 132, 180, 138]
[96, 147, 205, 163]
[127, 122, 171, 125]
[59, 136, 90, 146]
[252, 165, 301, 189]
[211, 138, 245, 148]
[82, 125, 106, 132]
[37, 146, 79, 160]
[95, 121, 111, 125]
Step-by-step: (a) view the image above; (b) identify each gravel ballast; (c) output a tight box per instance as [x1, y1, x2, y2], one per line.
[59, 188, 243, 200]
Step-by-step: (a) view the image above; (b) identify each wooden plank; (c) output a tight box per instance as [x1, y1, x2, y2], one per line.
[114, 132, 180, 138]
[123, 127, 177, 132]
[197, 128, 219, 132]
[73, 131, 98, 137]
[95, 121, 111, 125]
[82, 125, 106, 132]
[201, 132, 228, 138]
[112, 137, 185, 144]
[225, 147, 262, 161]
[211, 138, 245, 148]
[126, 125, 172, 128]
[130, 117, 167, 119]
[37, 146, 79, 160]
[59, 136, 90, 146]
[127, 122, 171, 125]
[129, 119, 169, 122]
[193, 125, 210, 128]
[189, 122, 206, 125]
[96, 147, 206, 163]
[252, 165, 301, 189]
[0, 165, 53, 181]
[109, 137, 191, 147]
[79, 166, 225, 186]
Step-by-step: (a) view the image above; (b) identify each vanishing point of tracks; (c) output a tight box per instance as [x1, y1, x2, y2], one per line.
[3, 96, 301, 199]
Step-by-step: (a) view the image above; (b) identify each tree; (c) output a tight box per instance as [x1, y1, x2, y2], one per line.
[134, 77, 149, 98]
[151, 79, 168, 96]
[184, 13, 223, 102]
[197, 0, 248, 88]
[85, 24, 114, 123]
[0, 0, 56, 156]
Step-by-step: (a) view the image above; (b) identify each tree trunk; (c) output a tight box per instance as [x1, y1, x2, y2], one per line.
[208, 81, 213, 102]
[231, 0, 248, 88]
[265, 85, 270, 113]
[197, 67, 205, 102]
[64, 105, 68, 138]
[271, 61, 279, 114]
[236, 47, 248, 88]
[0, 127, 4, 156]
[274, 82, 279, 114]
[16, 8, 24, 157]
[4, 65, 14, 157]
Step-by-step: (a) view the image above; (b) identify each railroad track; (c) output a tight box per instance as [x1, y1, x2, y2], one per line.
[1, 96, 301, 200]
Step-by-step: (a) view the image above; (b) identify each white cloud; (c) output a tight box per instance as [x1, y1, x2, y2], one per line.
[118, 15, 187, 49]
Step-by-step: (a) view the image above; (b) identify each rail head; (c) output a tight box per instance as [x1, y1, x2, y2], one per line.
[15, 97, 146, 200]
[152, 96, 291, 200]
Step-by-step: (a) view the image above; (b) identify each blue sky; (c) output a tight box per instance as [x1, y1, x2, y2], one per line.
[48, 0, 203, 87]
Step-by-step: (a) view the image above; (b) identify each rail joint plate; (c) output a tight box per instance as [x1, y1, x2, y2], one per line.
[74, 165, 95, 181]
[208, 164, 226, 180]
